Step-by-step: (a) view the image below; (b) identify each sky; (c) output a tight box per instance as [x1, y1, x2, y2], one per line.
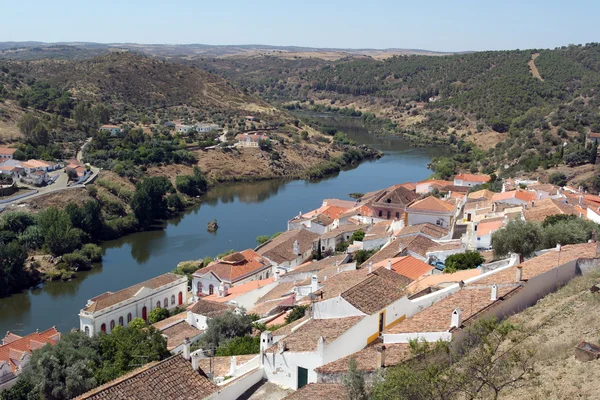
[0, 0, 598, 52]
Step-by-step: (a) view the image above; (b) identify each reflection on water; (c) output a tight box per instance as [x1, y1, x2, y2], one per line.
[0, 114, 448, 335]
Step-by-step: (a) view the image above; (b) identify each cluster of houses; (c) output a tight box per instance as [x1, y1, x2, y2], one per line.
[0, 147, 62, 186]
[100, 121, 221, 137]
[5, 172, 600, 399]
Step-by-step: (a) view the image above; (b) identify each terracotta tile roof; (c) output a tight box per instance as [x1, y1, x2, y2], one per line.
[321, 205, 349, 220]
[386, 286, 520, 334]
[476, 219, 504, 236]
[0, 327, 60, 372]
[316, 342, 411, 374]
[83, 273, 185, 313]
[194, 249, 272, 283]
[151, 313, 187, 331]
[265, 316, 363, 353]
[527, 184, 560, 195]
[313, 269, 372, 301]
[271, 315, 310, 337]
[202, 277, 275, 303]
[397, 182, 417, 191]
[425, 240, 464, 253]
[254, 282, 296, 305]
[311, 213, 335, 227]
[396, 223, 449, 239]
[0, 147, 17, 155]
[417, 179, 453, 188]
[464, 199, 494, 211]
[454, 173, 490, 183]
[340, 204, 374, 219]
[373, 256, 433, 280]
[364, 220, 392, 239]
[467, 189, 496, 201]
[441, 184, 470, 193]
[323, 199, 357, 209]
[406, 196, 456, 214]
[407, 269, 482, 294]
[283, 383, 347, 400]
[476, 242, 598, 286]
[161, 321, 202, 351]
[257, 229, 319, 264]
[371, 186, 418, 208]
[365, 235, 438, 265]
[491, 190, 536, 203]
[248, 296, 294, 316]
[75, 355, 217, 400]
[290, 255, 348, 275]
[341, 268, 411, 314]
[197, 355, 257, 378]
[188, 299, 236, 318]
[523, 198, 578, 222]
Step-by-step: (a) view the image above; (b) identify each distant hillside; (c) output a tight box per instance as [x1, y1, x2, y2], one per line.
[4, 52, 271, 113]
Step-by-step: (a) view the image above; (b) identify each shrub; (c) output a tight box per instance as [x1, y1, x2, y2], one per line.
[148, 308, 170, 324]
[285, 305, 308, 324]
[79, 243, 103, 262]
[549, 172, 567, 187]
[215, 336, 260, 356]
[443, 251, 485, 273]
[61, 251, 92, 271]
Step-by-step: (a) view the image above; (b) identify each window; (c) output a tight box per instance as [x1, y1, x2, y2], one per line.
[171, 295, 176, 305]
[197, 282, 202, 294]
[265, 271, 269, 278]
[379, 312, 385, 333]
[142, 306, 147, 321]
[209, 285, 214, 295]
[110, 320, 115, 331]
[101, 323, 106, 333]
[118, 316, 124, 326]
[127, 313, 132, 323]
[378, 210, 382, 217]
[164, 298, 168, 308]
[156, 301, 161, 309]
[396, 212, 400, 219]
[387, 211, 391, 219]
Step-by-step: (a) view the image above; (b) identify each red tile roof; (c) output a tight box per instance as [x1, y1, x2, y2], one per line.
[454, 173, 491, 183]
[373, 256, 433, 280]
[202, 277, 275, 303]
[406, 196, 456, 214]
[283, 384, 347, 400]
[0, 327, 60, 372]
[194, 249, 272, 283]
[341, 268, 411, 314]
[491, 190, 536, 203]
[0, 147, 17, 155]
[476, 219, 504, 236]
[316, 342, 411, 374]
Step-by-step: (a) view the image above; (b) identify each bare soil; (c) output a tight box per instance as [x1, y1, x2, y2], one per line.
[528, 53, 544, 81]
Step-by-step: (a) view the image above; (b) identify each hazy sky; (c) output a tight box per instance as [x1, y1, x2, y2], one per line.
[1, 0, 597, 52]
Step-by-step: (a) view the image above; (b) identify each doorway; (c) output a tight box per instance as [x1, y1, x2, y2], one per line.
[297, 367, 308, 389]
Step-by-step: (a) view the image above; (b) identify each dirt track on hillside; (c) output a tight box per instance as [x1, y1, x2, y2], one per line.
[528, 53, 544, 81]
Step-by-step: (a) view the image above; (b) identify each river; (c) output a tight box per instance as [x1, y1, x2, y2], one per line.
[0, 114, 444, 335]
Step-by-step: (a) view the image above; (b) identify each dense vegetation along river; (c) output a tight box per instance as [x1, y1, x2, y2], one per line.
[0, 114, 444, 335]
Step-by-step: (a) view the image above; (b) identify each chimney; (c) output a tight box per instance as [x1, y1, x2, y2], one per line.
[579, 186, 583, 194]
[182, 337, 191, 361]
[531, 200, 535, 207]
[191, 351, 200, 371]
[260, 331, 273, 355]
[293, 240, 300, 255]
[579, 195, 584, 207]
[368, 262, 373, 273]
[324, 276, 328, 281]
[398, 243, 404, 254]
[376, 345, 386, 369]
[186, 310, 194, 327]
[556, 243, 561, 252]
[218, 283, 229, 298]
[491, 283, 498, 301]
[386, 260, 392, 270]
[516, 266, 523, 282]
[278, 340, 286, 354]
[450, 308, 462, 328]
[317, 336, 325, 357]
[228, 356, 237, 376]
[274, 270, 280, 281]
[311, 275, 319, 293]
[592, 230, 597, 243]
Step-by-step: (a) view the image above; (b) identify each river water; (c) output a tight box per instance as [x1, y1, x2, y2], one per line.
[0, 114, 444, 335]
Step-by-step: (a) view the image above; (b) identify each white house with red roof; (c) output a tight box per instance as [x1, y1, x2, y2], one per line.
[236, 133, 268, 148]
[0, 147, 17, 160]
[0, 327, 61, 390]
[99, 124, 122, 136]
[404, 196, 458, 229]
[191, 249, 273, 300]
[453, 173, 491, 187]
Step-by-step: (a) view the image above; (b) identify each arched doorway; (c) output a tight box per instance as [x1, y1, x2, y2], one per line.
[178, 291, 183, 305]
[101, 323, 106, 333]
[142, 306, 147, 321]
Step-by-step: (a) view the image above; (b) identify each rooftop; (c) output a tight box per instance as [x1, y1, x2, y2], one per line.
[365, 234, 438, 265]
[455, 173, 491, 183]
[371, 186, 418, 208]
[202, 277, 274, 303]
[372, 256, 434, 280]
[75, 355, 217, 400]
[265, 316, 364, 353]
[0, 327, 60, 372]
[341, 268, 411, 314]
[290, 255, 349, 275]
[283, 383, 347, 400]
[386, 286, 520, 334]
[406, 196, 456, 214]
[523, 198, 579, 222]
[0, 147, 17, 155]
[316, 342, 411, 374]
[467, 189, 496, 201]
[83, 273, 184, 313]
[477, 219, 504, 236]
[194, 249, 272, 283]
[407, 268, 482, 295]
[491, 190, 536, 203]
[396, 223, 449, 239]
[320, 224, 365, 240]
[257, 229, 319, 264]
[161, 321, 202, 351]
[196, 355, 257, 378]
[188, 299, 236, 318]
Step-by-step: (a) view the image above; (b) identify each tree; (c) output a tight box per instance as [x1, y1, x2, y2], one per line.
[66, 168, 78, 181]
[148, 307, 170, 323]
[200, 311, 253, 350]
[32, 122, 50, 145]
[37, 207, 83, 256]
[258, 139, 272, 152]
[350, 229, 365, 242]
[342, 358, 369, 400]
[131, 177, 173, 228]
[549, 172, 567, 187]
[492, 219, 543, 259]
[215, 336, 260, 356]
[17, 113, 40, 143]
[0, 240, 30, 297]
[256, 235, 270, 245]
[285, 305, 308, 324]
[0, 211, 35, 234]
[444, 251, 485, 273]
[17, 332, 100, 400]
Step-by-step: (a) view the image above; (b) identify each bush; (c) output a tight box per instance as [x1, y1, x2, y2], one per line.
[215, 336, 260, 356]
[79, 243, 103, 262]
[285, 305, 308, 324]
[444, 251, 485, 273]
[148, 308, 170, 324]
[176, 166, 208, 197]
[549, 172, 567, 187]
[61, 251, 92, 271]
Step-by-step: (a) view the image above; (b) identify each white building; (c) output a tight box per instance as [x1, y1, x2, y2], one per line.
[99, 125, 122, 136]
[404, 196, 457, 229]
[192, 249, 273, 300]
[453, 173, 490, 187]
[236, 133, 268, 148]
[196, 123, 219, 133]
[0, 147, 17, 160]
[79, 273, 188, 337]
[257, 229, 320, 273]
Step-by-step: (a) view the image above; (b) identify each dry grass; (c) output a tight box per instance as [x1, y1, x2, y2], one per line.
[501, 270, 600, 399]
[0, 100, 25, 141]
